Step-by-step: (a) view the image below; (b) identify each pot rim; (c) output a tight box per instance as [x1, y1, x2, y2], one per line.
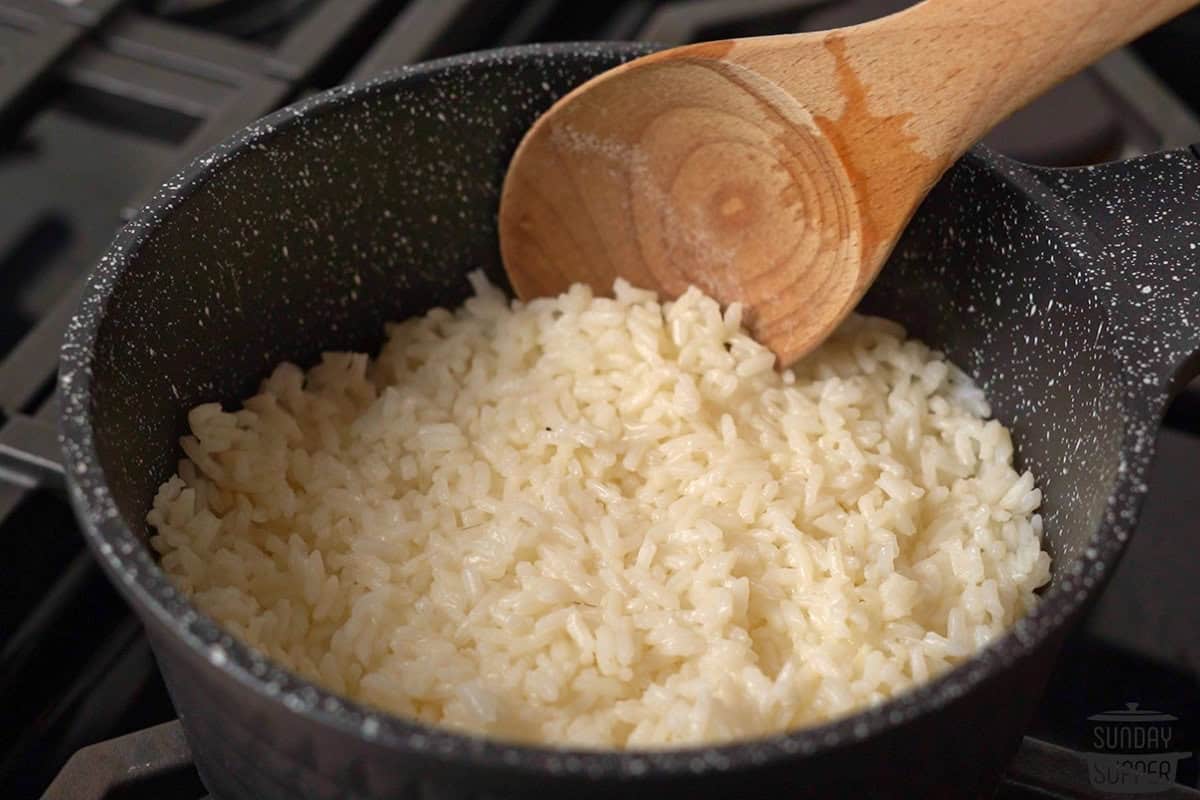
[57, 41, 1152, 779]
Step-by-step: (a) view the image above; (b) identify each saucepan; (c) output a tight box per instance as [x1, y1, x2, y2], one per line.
[58, 43, 1200, 799]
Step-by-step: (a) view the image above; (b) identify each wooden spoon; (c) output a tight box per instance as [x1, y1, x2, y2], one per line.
[499, 0, 1196, 366]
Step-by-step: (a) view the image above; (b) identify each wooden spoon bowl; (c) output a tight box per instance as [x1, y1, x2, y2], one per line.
[499, 0, 1196, 365]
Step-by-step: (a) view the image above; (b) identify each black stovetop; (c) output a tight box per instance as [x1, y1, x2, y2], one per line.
[2, 2, 1199, 798]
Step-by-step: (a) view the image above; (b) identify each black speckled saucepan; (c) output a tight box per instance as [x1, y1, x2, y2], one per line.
[58, 43, 1200, 800]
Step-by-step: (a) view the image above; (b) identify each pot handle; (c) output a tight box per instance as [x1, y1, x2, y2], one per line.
[1031, 147, 1200, 396]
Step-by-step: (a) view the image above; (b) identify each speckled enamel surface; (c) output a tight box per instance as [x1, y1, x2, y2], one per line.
[57, 43, 1200, 799]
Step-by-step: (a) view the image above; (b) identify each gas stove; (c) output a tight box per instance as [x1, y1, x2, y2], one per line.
[2, 1, 1199, 798]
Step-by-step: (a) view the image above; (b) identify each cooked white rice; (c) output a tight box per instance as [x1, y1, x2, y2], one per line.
[148, 272, 1050, 748]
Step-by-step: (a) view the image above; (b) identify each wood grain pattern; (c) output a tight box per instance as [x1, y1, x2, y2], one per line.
[500, 0, 1198, 365]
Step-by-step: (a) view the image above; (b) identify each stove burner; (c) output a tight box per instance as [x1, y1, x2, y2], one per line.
[145, 0, 313, 38]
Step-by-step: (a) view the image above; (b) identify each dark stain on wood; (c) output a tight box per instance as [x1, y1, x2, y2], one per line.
[814, 34, 934, 268]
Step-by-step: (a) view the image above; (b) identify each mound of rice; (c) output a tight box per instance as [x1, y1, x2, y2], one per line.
[149, 273, 1050, 748]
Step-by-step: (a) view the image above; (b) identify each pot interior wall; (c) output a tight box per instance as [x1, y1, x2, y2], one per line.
[89, 47, 1123, 594]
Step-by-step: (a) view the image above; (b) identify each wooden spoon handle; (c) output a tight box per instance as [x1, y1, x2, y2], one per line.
[853, 0, 1198, 163]
[674, 0, 1199, 292]
[695, 0, 1199, 306]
